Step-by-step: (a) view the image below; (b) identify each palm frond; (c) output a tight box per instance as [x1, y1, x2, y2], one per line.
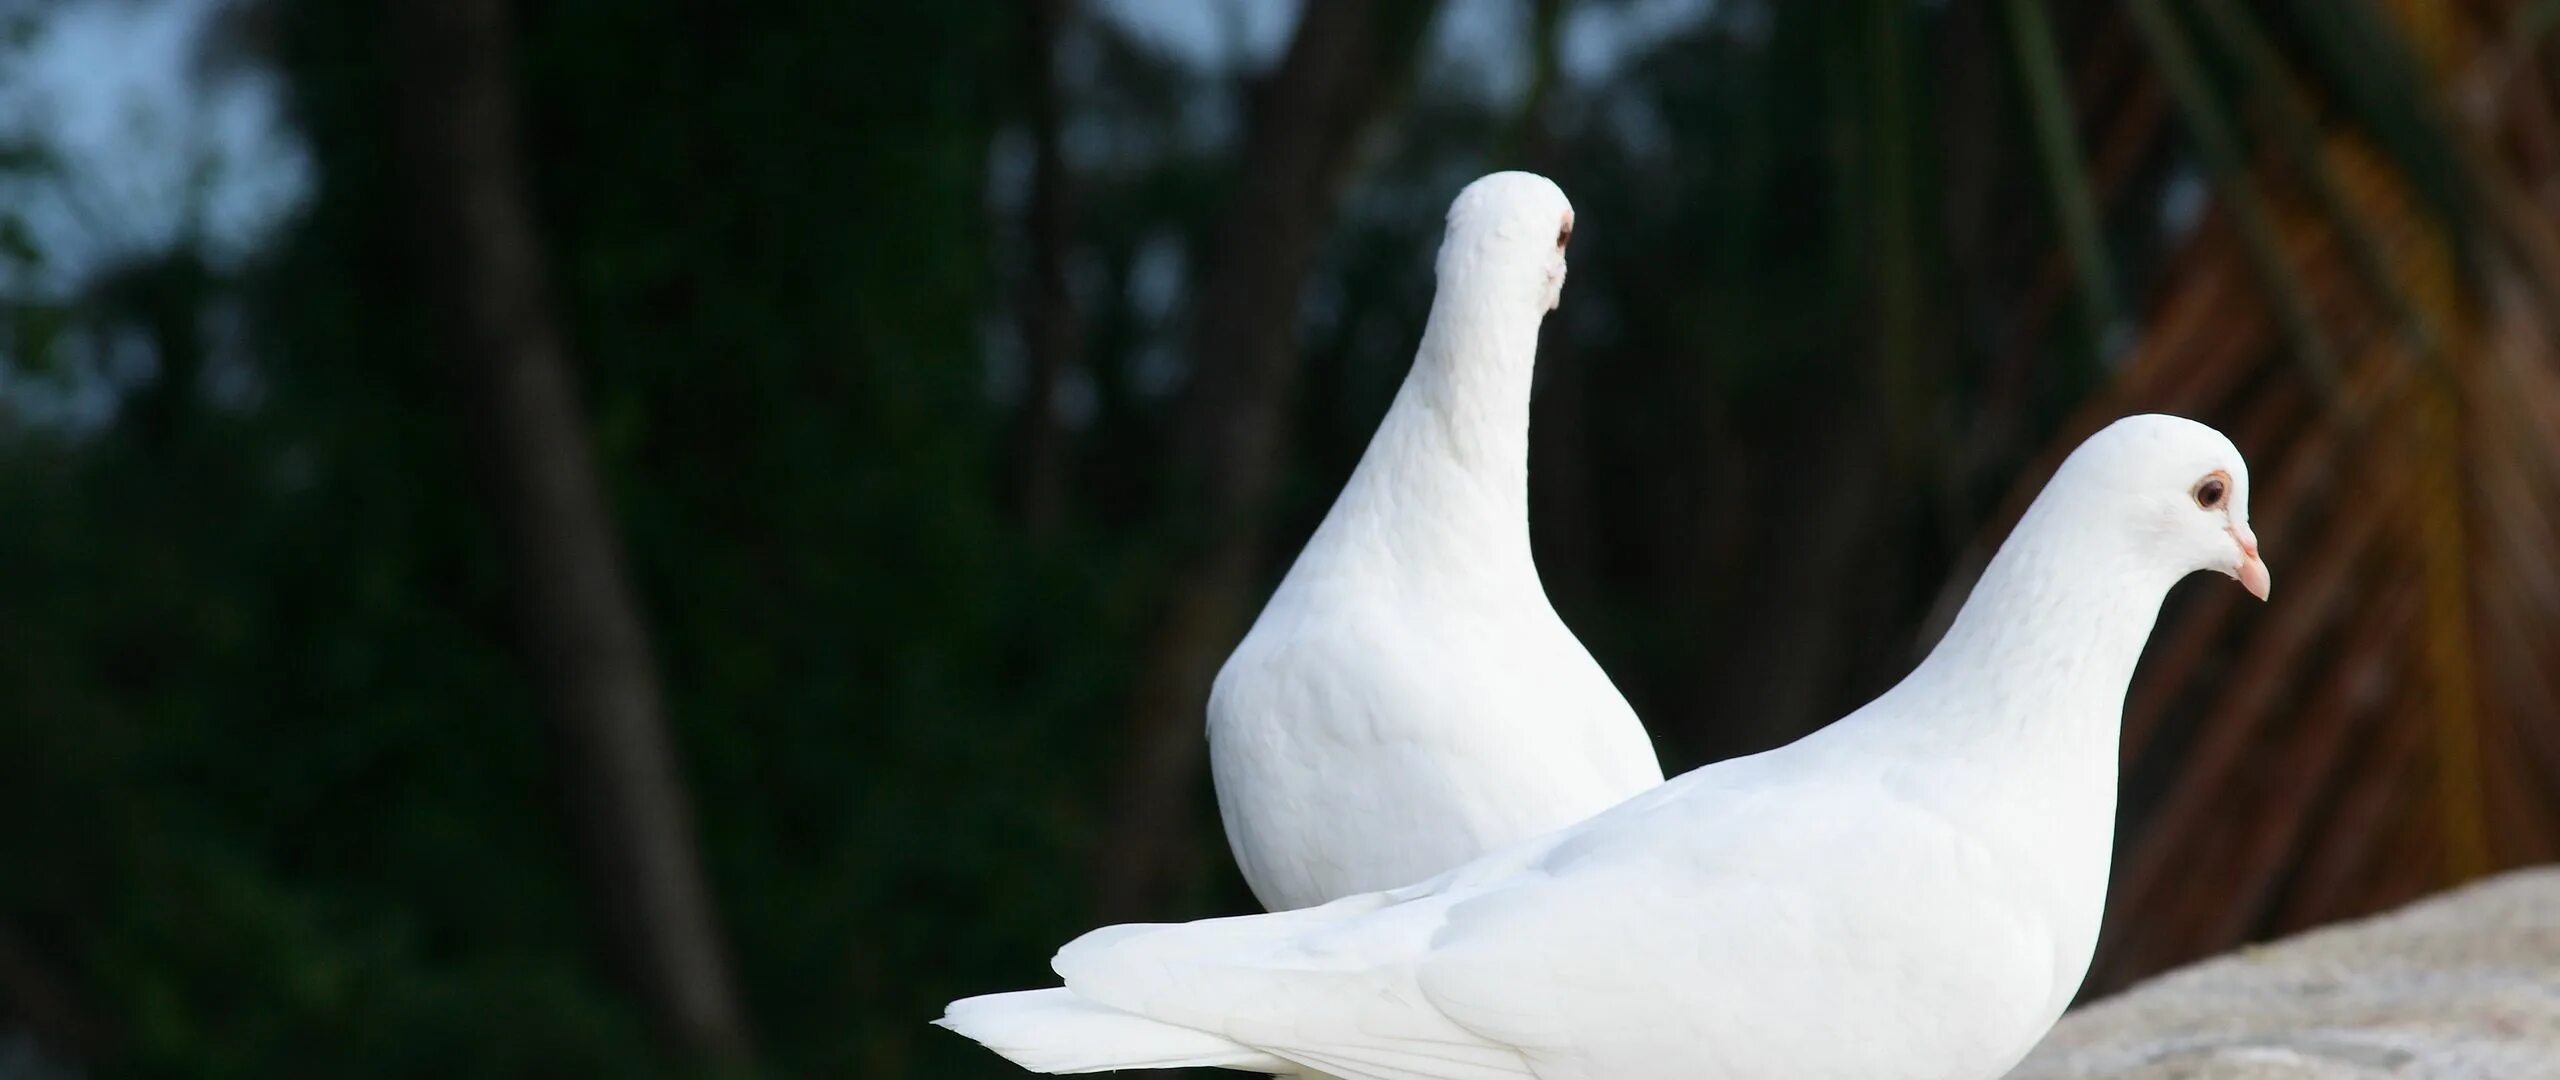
[1999, 0, 2560, 992]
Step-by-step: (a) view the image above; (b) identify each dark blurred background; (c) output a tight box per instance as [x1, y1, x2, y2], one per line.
[2, 0, 2557, 1076]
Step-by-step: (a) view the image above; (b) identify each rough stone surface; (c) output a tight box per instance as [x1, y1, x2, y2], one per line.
[2010, 867, 2560, 1078]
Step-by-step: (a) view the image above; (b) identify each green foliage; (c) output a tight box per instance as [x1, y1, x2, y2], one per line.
[0, 1, 1127, 1075]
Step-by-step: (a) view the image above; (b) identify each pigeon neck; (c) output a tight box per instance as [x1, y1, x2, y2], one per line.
[1893, 491, 2179, 743]
[1338, 269, 1546, 578]
[1404, 268, 1545, 492]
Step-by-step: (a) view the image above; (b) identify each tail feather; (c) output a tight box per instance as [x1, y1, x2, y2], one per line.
[936, 988, 1296, 1075]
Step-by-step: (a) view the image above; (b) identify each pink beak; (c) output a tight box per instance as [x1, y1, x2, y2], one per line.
[2230, 521, 2271, 601]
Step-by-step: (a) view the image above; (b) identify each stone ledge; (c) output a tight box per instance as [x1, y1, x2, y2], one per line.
[2010, 867, 2560, 1078]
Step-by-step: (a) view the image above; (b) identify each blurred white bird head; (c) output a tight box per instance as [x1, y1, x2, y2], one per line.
[1437, 171, 1575, 312]
[2053, 413, 2271, 601]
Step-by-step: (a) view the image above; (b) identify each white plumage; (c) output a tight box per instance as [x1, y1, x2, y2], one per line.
[1206, 171, 1662, 912]
[944, 414, 2272, 1079]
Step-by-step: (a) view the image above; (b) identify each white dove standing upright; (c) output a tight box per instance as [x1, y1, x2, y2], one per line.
[945, 414, 2274, 1079]
[1206, 171, 1661, 912]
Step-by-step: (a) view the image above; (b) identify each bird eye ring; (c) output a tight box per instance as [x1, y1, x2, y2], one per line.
[2193, 472, 2229, 510]
[1556, 218, 1573, 252]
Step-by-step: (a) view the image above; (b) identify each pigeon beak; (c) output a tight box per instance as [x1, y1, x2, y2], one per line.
[2229, 521, 2270, 601]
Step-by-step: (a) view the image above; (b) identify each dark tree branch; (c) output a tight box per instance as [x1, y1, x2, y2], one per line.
[0, 921, 103, 1066]
[389, 0, 751, 1064]
[1012, 0, 1081, 536]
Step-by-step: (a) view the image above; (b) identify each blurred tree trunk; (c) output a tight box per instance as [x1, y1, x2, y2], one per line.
[0, 921, 100, 1065]
[389, 0, 752, 1064]
[1516, 0, 1606, 606]
[98, 247, 214, 455]
[1094, 0, 1443, 919]
[1011, 0, 1078, 536]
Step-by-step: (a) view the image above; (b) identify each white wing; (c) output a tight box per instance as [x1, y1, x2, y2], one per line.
[1040, 756, 1755, 1079]
[1051, 885, 1540, 1080]
[1050, 747, 2066, 1079]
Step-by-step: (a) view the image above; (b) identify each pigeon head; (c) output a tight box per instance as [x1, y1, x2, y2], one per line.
[2053, 413, 2271, 601]
[1437, 171, 1575, 312]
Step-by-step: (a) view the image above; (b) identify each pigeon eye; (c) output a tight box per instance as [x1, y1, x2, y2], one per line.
[2193, 475, 2227, 510]
[1556, 219, 1573, 251]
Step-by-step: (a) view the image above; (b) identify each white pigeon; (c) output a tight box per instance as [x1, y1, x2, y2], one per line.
[1205, 171, 1662, 912]
[943, 414, 2273, 1079]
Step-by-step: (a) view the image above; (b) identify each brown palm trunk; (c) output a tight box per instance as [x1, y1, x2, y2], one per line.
[389, 0, 752, 1063]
